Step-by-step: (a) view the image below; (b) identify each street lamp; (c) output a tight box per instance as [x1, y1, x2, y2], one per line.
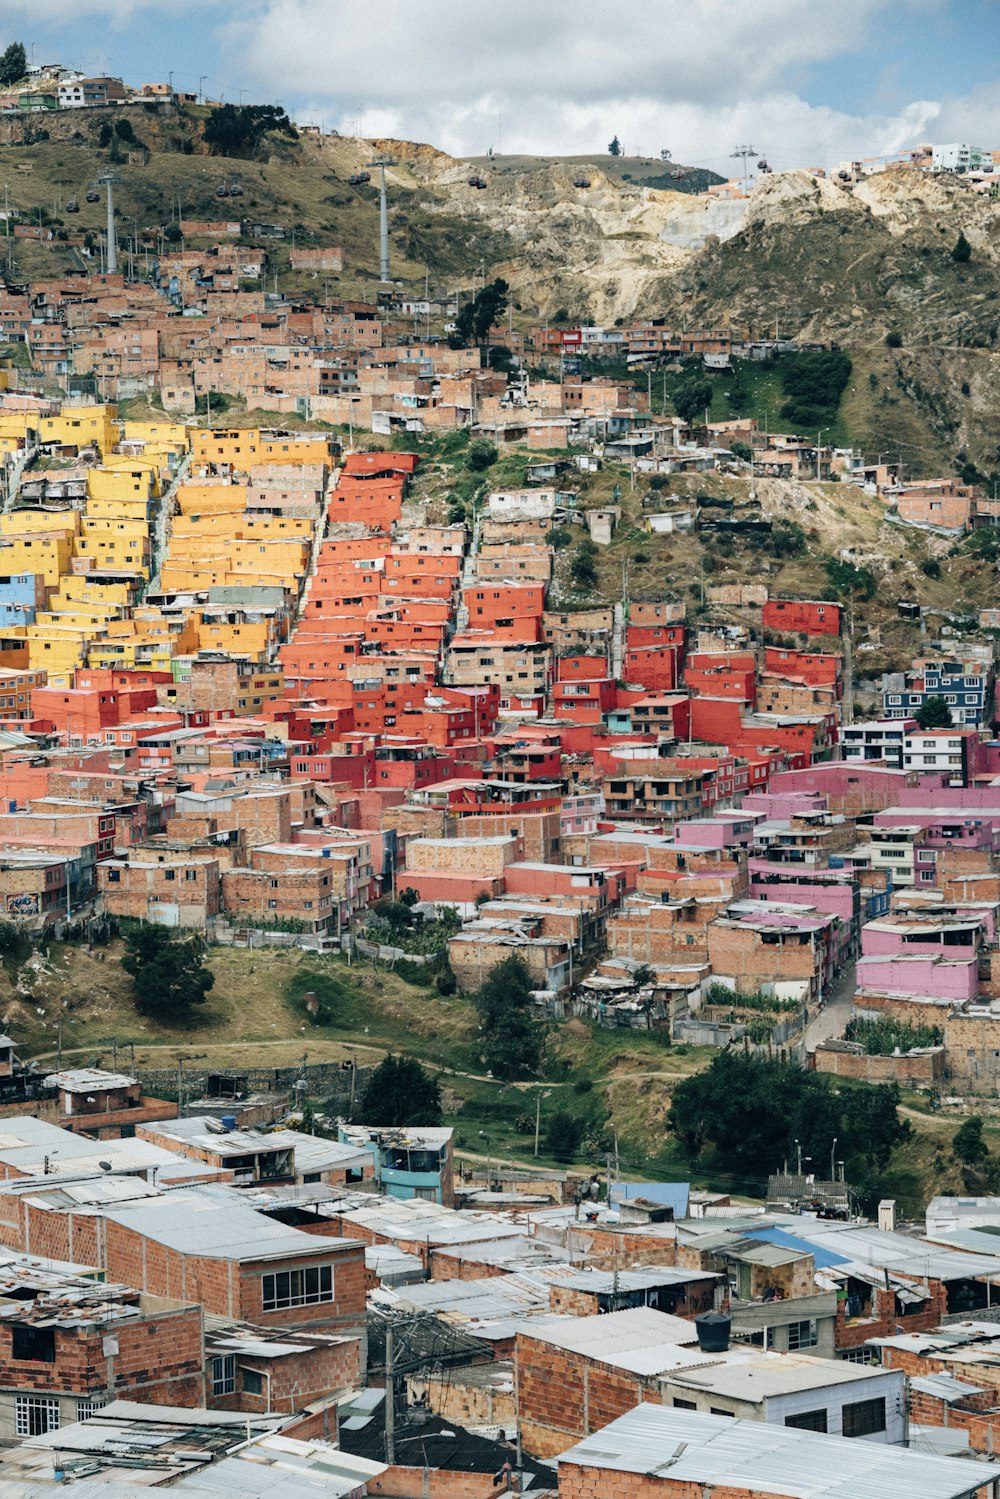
[479, 1129, 492, 1190]
[830, 1137, 838, 1182]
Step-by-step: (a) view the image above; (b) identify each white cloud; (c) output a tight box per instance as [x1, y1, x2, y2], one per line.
[220, 0, 999, 172]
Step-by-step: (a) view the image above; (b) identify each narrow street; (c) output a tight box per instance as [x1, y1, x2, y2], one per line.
[802, 958, 857, 1054]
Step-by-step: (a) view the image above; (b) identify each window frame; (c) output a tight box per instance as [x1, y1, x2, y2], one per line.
[211, 1353, 236, 1396]
[15, 1395, 60, 1437]
[261, 1263, 334, 1312]
[842, 1396, 887, 1438]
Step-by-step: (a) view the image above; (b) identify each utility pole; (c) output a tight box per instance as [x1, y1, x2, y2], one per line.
[534, 1091, 541, 1157]
[384, 1321, 395, 1465]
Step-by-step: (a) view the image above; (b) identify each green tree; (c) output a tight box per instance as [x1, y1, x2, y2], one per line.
[952, 231, 972, 263]
[778, 348, 852, 427]
[122, 925, 214, 1021]
[768, 521, 806, 558]
[632, 965, 655, 988]
[358, 1054, 442, 1126]
[885, 330, 902, 348]
[571, 541, 598, 591]
[0, 42, 26, 87]
[114, 118, 137, 142]
[914, 696, 953, 729]
[98, 121, 114, 148]
[954, 1115, 989, 1166]
[668, 1052, 910, 1177]
[608, 135, 622, 157]
[474, 955, 542, 1079]
[824, 556, 877, 600]
[730, 441, 752, 462]
[452, 279, 510, 348]
[673, 376, 713, 425]
[545, 1111, 582, 1161]
[203, 103, 297, 158]
[468, 438, 498, 472]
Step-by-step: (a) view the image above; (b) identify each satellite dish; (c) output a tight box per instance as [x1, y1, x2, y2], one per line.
[98, 1161, 113, 1171]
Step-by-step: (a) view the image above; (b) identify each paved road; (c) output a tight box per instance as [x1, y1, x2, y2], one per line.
[802, 958, 857, 1054]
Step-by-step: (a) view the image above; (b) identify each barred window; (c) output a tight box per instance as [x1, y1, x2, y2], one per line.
[76, 1399, 108, 1422]
[211, 1354, 236, 1396]
[16, 1396, 59, 1436]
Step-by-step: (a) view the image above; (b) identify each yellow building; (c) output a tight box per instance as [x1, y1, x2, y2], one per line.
[38, 404, 118, 456]
[87, 463, 160, 501]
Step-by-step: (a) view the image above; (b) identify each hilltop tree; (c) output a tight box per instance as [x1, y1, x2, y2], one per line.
[357, 1055, 442, 1127]
[122, 924, 214, 1022]
[203, 103, 297, 159]
[474, 955, 543, 1079]
[952, 231, 972, 264]
[914, 696, 953, 729]
[608, 135, 622, 157]
[0, 42, 26, 88]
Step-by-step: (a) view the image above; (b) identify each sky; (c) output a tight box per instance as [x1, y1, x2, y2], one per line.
[7, 0, 1000, 173]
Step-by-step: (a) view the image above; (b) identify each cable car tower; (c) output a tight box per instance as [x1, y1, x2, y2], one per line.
[367, 155, 395, 283]
[93, 171, 123, 274]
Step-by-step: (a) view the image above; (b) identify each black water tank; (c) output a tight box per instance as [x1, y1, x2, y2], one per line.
[694, 1312, 731, 1353]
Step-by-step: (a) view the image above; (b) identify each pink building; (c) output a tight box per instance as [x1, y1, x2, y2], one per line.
[856, 953, 979, 1002]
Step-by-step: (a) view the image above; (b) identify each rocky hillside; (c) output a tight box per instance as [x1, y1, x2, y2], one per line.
[1, 107, 998, 474]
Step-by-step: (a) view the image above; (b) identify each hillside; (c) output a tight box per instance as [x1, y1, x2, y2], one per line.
[4, 936, 990, 1214]
[1, 106, 998, 474]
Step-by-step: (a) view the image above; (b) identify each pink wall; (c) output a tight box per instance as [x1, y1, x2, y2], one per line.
[742, 791, 828, 820]
[856, 954, 978, 1000]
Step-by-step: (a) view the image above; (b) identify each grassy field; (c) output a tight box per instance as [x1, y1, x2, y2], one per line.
[9, 938, 1000, 1200]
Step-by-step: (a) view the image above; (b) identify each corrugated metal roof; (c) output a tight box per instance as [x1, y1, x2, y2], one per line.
[556, 1402, 1000, 1497]
[910, 1373, 989, 1402]
[747, 1225, 849, 1269]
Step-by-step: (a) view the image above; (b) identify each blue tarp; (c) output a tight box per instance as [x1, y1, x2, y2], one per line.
[611, 1182, 691, 1218]
[748, 1225, 849, 1269]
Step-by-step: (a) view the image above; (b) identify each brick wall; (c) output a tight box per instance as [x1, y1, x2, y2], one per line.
[516, 1333, 659, 1459]
[813, 1044, 944, 1086]
[208, 1335, 360, 1414]
[0, 1300, 204, 1429]
[406, 1370, 516, 1430]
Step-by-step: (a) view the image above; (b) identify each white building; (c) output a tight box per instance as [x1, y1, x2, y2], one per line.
[932, 143, 991, 174]
[902, 730, 968, 781]
[840, 718, 916, 770]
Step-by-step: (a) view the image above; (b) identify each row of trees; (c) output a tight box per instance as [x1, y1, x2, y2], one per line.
[668, 1051, 911, 1178]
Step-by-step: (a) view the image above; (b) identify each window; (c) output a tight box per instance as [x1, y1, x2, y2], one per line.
[211, 1354, 235, 1396]
[842, 1396, 886, 1438]
[673, 1398, 696, 1409]
[243, 1368, 264, 1396]
[262, 1264, 333, 1311]
[16, 1396, 59, 1436]
[77, 1399, 107, 1422]
[185, 869, 198, 882]
[787, 1318, 819, 1351]
[786, 1408, 828, 1432]
[12, 1324, 55, 1362]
